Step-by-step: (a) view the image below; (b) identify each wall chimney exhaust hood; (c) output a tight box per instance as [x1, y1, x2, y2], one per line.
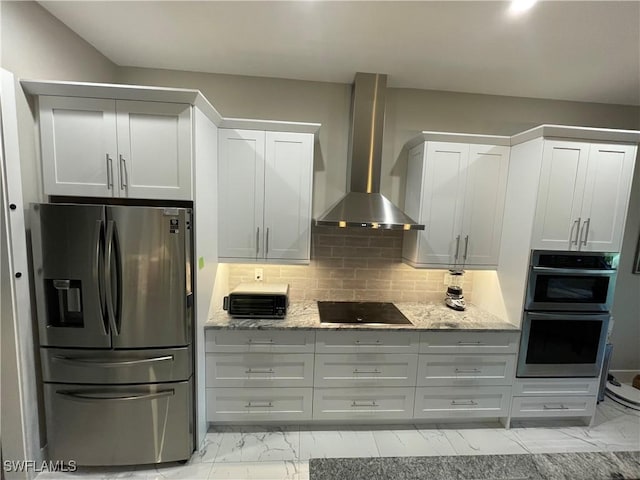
[315, 73, 425, 230]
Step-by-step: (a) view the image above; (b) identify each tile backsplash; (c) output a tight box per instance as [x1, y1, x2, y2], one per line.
[227, 227, 474, 303]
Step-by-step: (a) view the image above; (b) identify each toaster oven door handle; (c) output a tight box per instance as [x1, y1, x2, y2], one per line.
[223, 296, 229, 311]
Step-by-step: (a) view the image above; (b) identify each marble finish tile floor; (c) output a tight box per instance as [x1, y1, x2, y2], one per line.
[34, 398, 639, 480]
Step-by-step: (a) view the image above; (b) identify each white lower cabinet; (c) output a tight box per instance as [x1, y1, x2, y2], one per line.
[510, 395, 597, 418]
[417, 354, 516, 387]
[414, 386, 512, 419]
[314, 353, 418, 388]
[206, 353, 314, 388]
[204, 329, 519, 425]
[313, 387, 415, 421]
[207, 387, 313, 422]
[510, 378, 599, 423]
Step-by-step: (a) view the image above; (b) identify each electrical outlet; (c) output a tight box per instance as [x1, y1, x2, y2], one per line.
[254, 268, 263, 282]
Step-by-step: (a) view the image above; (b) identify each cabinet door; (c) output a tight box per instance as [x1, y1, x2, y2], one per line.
[531, 141, 590, 250]
[116, 101, 192, 200]
[263, 132, 313, 261]
[579, 143, 637, 252]
[461, 145, 510, 266]
[218, 129, 265, 259]
[39, 96, 117, 197]
[415, 142, 469, 265]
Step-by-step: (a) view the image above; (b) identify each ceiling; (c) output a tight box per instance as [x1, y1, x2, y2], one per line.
[39, 1, 640, 106]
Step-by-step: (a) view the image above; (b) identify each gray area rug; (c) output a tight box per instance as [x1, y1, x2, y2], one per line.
[309, 451, 640, 480]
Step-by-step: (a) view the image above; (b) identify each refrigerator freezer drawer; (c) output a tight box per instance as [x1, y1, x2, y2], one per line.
[44, 380, 193, 466]
[41, 347, 192, 384]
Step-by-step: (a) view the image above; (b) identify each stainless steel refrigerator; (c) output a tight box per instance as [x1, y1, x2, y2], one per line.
[30, 203, 194, 466]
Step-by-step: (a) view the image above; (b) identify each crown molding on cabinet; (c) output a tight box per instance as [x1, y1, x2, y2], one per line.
[20, 79, 321, 136]
[510, 124, 640, 145]
[406, 131, 511, 150]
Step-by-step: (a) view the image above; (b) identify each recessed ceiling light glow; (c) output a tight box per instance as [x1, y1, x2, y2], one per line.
[509, 0, 538, 15]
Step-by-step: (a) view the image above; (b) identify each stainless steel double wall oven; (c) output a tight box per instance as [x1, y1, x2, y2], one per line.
[517, 250, 618, 378]
[31, 203, 194, 466]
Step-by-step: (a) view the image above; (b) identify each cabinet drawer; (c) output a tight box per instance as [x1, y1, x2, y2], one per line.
[414, 386, 511, 419]
[314, 353, 418, 387]
[316, 331, 419, 354]
[205, 329, 315, 353]
[510, 395, 596, 418]
[206, 387, 312, 422]
[313, 387, 415, 421]
[512, 378, 599, 397]
[206, 353, 314, 388]
[419, 331, 518, 354]
[417, 354, 515, 387]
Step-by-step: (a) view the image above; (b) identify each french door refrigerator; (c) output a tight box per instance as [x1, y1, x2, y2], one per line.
[30, 203, 194, 466]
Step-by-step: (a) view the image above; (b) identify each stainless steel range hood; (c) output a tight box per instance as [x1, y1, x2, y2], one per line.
[315, 73, 425, 230]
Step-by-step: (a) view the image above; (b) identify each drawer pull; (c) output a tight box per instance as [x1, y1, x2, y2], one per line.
[353, 368, 381, 374]
[247, 339, 275, 345]
[455, 368, 482, 374]
[457, 341, 484, 346]
[451, 400, 478, 406]
[245, 401, 273, 408]
[355, 340, 382, 345]
[543, 404, 569, 410]
[351, 400, 379, 407]
[245, 368, 275, 374]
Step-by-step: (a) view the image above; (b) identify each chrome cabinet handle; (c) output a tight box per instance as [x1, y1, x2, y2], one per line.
[106, 154, 113, 189]
[245, 368, 274, 374]
[266, 227, 269, 255]
[571, 217, 581, 245]
[353, 368, 381, 374]
[355, 340, 381, 345]
[256, 227, 260, 256]
[463, 235, 469, 260]
[351, 401, 378, 407]
[57, 389, 174, 403]
[451, 400, 478, 406]
[454, 235, 461, 260]
[543, 404, 569, 410]
[457, 341, 483, 345]
[245, 401, 273, 408]
[119, 155, 128, 189]
[581, 218, 591, 246]
[247, 338, 274, 345]
[455, 368, 481, 374]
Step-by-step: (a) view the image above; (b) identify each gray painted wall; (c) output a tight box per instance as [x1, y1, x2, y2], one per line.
[0, 0, 118, 460]
[118, 67, 640, 371]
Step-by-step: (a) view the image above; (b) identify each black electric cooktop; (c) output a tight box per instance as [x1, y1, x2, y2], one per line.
[317, 301, 413, 325]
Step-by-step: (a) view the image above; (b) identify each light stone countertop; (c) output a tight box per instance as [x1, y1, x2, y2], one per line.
[205, 301, 519, 331]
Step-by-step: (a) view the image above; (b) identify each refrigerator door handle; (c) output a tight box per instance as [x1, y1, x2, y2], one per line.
[56, 389, 175, 403]
[95, 220, 108, 336]
[52, 355, 174, 367]
[104, 220, 119, 336]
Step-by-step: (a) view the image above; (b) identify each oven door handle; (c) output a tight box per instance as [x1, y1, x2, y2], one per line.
[531, 266, 616, 275]
[526, 311, 610, 320]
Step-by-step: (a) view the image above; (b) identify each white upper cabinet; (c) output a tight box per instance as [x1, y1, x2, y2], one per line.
[218, 129, 266, 260]
[218, 128, 314, 263]
[531, 140, 636, 252]
[403, 140, 510, 268]
[39, 96, 117, 198]
[39, 96, 192, 200]
[115, 100, 192, 200]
